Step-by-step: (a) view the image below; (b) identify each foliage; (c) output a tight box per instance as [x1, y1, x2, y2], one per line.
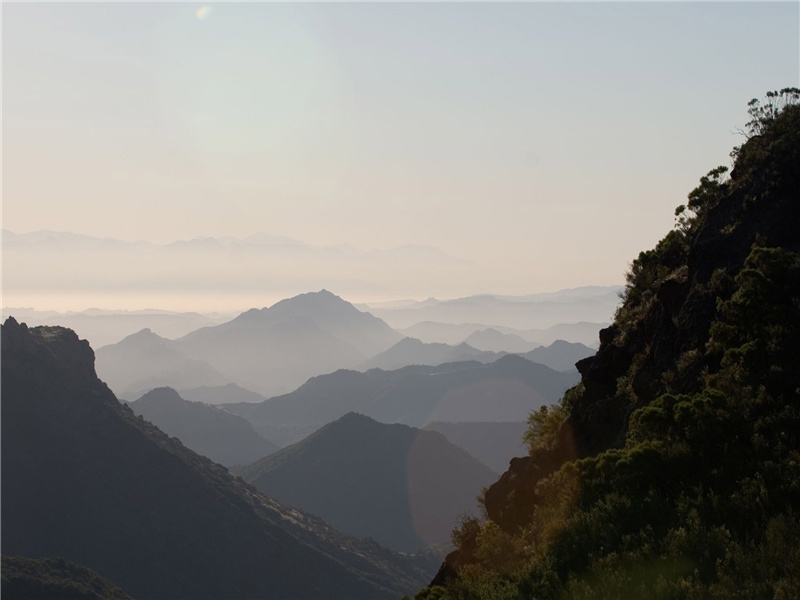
[426, 91, 800, 599]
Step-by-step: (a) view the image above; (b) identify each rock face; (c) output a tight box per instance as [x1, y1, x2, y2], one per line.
[1, 318, 431, 600]
[129, 387, 279, 466]
[236, 413, 498, 553]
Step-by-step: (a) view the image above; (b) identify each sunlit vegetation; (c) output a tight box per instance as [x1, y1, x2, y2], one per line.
[419, 89, 800, 599]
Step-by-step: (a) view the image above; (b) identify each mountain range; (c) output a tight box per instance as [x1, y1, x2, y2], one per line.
[236, 413, 497, 552]
[227, 355, 579, 447]
[95, 290, 402, 397]
[1, 317, 433, 599]
[128, 387, 278, 466]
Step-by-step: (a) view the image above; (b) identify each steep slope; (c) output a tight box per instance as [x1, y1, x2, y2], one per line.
[228, 356, 578, 446]
[175, 290, 402, 396]
[237, 413, 497, 552]
[422, 421, 528, 474]
[95, 328, 228, 398]
[1, 556, 134, 600]
[129, 387, 278, 466]
[1, 318, 432, 599]
[518, 339, 595, 372]
[360, 337, 502, 371]
[428, 91, 800, 598]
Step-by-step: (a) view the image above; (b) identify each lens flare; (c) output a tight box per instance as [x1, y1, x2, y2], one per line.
[196, 6, 211, 20]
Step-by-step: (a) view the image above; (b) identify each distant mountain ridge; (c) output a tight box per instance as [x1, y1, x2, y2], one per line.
[227, 355, 579, 447]
[236, 413, 497, 552]
[95, 290, 403, 397]
[1, 317, 432, 599]
[360, 337, 502, 371]
[129, 387, 278, 466]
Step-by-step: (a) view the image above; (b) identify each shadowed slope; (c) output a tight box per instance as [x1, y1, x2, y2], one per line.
[1, 318, 431, 600]
[237, 413, 497, 552]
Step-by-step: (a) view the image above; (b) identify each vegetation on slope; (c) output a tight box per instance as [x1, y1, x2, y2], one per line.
[418, 89, 800, 599]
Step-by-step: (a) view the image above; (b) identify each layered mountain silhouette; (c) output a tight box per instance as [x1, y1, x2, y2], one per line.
[129, 387, 278, 466]
[462, 328, 537, 353]
[178, 382, 266, 405]
[422, 421, 528, 473]
[360, 337, 501, 371]
[95, 328, 229, 398]
[227, 355, 578, 446]
[0, 306, 229, 349]
[402, 320, 606, 348]
[95, 291, 402, 397]
[1, 318, 432, 599]
[518, 339, 595, 372]
[236, 413, 497, 552]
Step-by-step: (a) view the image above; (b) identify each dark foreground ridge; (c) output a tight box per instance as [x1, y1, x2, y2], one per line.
[1, 556, 134, 600]
[1, 318, 432, 599]
[427, 90, 800, 598]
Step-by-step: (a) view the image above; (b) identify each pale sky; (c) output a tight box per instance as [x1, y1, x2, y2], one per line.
[3, 2, 799, 308]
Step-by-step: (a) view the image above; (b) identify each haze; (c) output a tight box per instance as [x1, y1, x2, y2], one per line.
[3, 2, 798, 311]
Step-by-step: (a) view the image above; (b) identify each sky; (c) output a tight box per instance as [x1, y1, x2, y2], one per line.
[3, 2, 799, 310]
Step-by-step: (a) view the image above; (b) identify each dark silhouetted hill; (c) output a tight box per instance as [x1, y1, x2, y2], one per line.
[129, 387, 278, 466]
[1, 556, 133, 600]
[360, 337, 501, 371]
[422, 421, 528, 473]
[236, 413, 497, 552]
[1, 318, 432, 599]
[227, 355, 578, 446]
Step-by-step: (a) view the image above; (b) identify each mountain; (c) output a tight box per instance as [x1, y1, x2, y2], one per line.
[360, 337, 502, 371]
[365, 288, 621, 330]
[422, 421, 528, 473]
[463, 328, 537, 353]
[402, 320, 607, 348]
[1, 317, 433, 599]
[236, 413, 497, 552]
[129, 387, 279, 466]
[1, 556, 134, 600]
[227, 355, 579, 447]
[178, 382, 266, 405]
[518, 339, 596, 372]
[95, 328, 229, 398]
[174, 290, 402, 396]
[427, 92, 800, 597]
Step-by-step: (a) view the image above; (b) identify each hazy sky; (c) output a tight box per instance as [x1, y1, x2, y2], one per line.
[4, 2, 799, 307]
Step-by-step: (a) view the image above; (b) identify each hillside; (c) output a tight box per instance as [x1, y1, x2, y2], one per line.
[1, 318, 432, 599]
[227, 356, 579, 447]
[425, 90, 800, 598]
[129, 387, 278, 466]
[236, 413, 497, 552]
[360, 337, 502, 371]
